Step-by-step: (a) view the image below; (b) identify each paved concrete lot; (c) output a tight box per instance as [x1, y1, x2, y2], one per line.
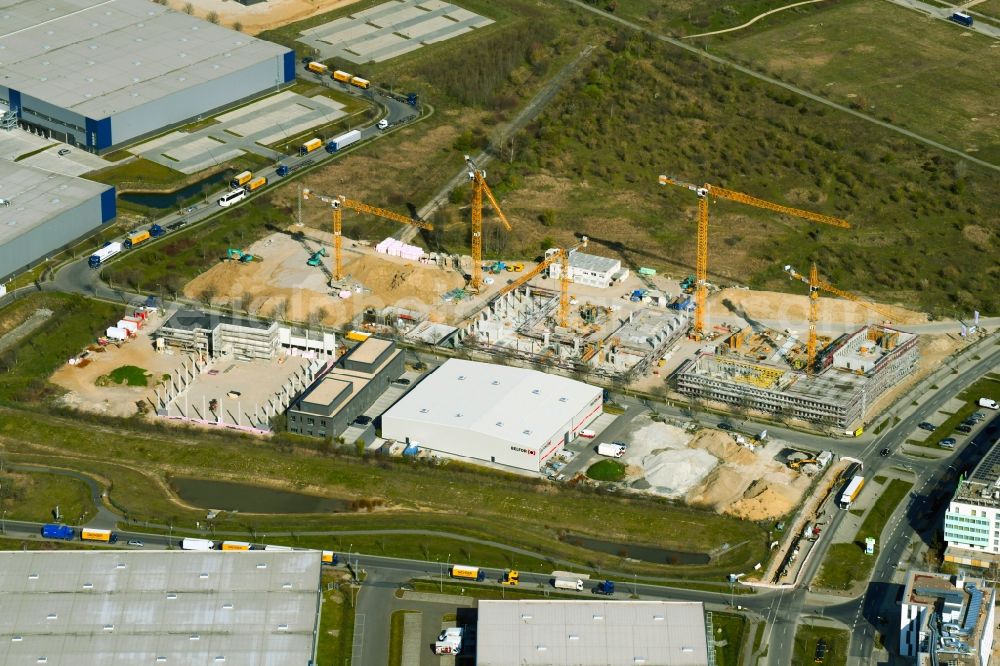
[299, 0, 493, 63]
[133, 91, 346, 174]
[0, 129, 110, 176]
[165, 355, 311, 427]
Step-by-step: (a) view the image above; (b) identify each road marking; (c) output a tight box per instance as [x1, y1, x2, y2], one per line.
[350, 613, 365, 665]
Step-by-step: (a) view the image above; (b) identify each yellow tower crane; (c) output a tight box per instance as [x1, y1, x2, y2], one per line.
[465, 155, 512, 292]
[302, 189, 432, 282]
[494, 237, 588, 327]
[657, 175, 851, 338]
[785, 262, 898, 373]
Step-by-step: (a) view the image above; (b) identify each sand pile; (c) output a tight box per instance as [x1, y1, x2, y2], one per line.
[642, 448, 719, 499]
[727, 474, 811, 521]
[687, 466, 751, 509]
[689, 429, 756, 465]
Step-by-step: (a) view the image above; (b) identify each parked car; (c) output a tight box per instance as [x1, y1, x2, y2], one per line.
[880, 448, 891, 457]
[353, 415, 372, 426]
[918, 422, 936, 431]
[940, 438, 957, 449]
[957, 425, 973, 434]
[971, 412, 986, 421]
[58, 148, 70, 156]
[394, 378, 411, 386]
[127, 540, 144, 547]
[717, 422, 734, 431]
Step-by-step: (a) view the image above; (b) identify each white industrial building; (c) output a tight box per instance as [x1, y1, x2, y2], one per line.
[899, 570, 995, 664]
[545, 248, 626, 288]
[380, 358, 603, 472]
[0, 0, 294, 152]
[0, 549, 323, 664]
[476, 600, 710, 666]
[944, 439, 1000, 566]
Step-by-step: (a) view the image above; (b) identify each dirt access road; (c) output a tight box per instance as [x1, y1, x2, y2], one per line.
[165, 0, 362, 34]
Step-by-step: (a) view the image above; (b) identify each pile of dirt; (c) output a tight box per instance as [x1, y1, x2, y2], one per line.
[687, 466, 752, 510]
[689, 429, 756, 465]
[641, 448, 718, 499]
[165, 0, 362, 35]
[727, 475, 811, 521]
[712, 287, 927, 326]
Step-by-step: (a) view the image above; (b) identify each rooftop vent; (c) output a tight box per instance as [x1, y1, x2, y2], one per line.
[523, 429, 531, 435]
[46, 614, 57, 620]
[496, 422, 503, 427]
[214, 658, 226, 663]
[536, 646, 547, 652]
[199, 573, 209, 579]
[37, 658, 47, 664]
[491, 380, 500, 385]
[559, 397, 567, 402]
[82, 583, 93, 590]
[458, 375, 466, 380]
[256, 564, 267, 569]
[419, 408, 429, 413]
[189, 635, 200, 641]
[11, 637, 22, 642]
[28, 574, 38, 580]
[156, 659, 166, 663]
[592, 615, 604, 621]
[277, 624, 288, 631]
[166, 593, 177, 600]
[103, 625, 114, 632]
[532, 389, 540, 395]
[521, 614, 532, 621]
[455, 413, 463, 418]
[282, 582, 292, 589]
[222, 603, 233, 610]
[568, 635, 580, 641]
[116, 562, 126, 569]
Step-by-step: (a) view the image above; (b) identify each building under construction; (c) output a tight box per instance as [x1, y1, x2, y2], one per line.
[675, 325, 918, 429]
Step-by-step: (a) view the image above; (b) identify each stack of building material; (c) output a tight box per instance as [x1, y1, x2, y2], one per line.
[375, 237, 424, 262]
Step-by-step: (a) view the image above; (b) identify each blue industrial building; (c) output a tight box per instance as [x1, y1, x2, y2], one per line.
[0, 0, 295, 153]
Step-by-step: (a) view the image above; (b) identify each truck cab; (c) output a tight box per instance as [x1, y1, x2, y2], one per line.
[592, 580, 615, 595]
[501, 569, 519, 586]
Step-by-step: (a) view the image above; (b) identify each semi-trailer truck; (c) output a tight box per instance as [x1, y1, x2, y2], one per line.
[326, 130, 361, 153]
[592, 580, 615, 595]
[332, 70, 353, 83]
[300, 138, 323, 155]
[450, 565, 486, 581]
[81, 528, 118, 543]
[500, 570, 519, 585]
[42, 524, 76, 540]
[149, 224, 165, 238]
[553, 577, 584, 591]
[230, 171, 253, 189]
[306, 61, 329, 75]
[243, 176, 267, 193]
[322, 550, 339, 565]
[349, 76, 370, 90]
[181, 537, 215, 551]
[275, 159, 314, 177]
[124, 230, 151, 249]
[89, 242, 122, 268]
[838, 476, 865, 510]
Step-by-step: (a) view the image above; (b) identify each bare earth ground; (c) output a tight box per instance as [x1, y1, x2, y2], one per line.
[710, 287, 928, 329]
[50, 315, 187, 417]
[165, 0, 362, 34]
[622, 419, 807, 521]
[184, 231, 467, 326]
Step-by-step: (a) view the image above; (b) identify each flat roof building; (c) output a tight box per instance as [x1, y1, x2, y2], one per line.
[476, 600, 710, 666]
[380, 358, 603, 472]
[0, 0, 295, 152]
[0, 160, 114, 280]
[0, 549, 322, 665]
[899, 570, 995, 665]
[287, 337, 404, 439]
[944, 436, 1000, 566]
[546, 248, 625, 288]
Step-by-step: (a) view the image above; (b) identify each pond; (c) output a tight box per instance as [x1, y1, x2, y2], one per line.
[119, 172, 229, 209]
[170, 476, 353, 514]
[562, 533, 710, 565]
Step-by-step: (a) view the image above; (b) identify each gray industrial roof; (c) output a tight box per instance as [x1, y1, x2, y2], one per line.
[0, 549, 322, 665]
[476, 600, 709, 666]
[570, 251, 620, 274]
[0, 160, 109, 246]
[0, 0, 288, 118]
[382, 358, 603, 447]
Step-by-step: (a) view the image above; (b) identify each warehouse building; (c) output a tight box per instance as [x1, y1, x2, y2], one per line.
[0, 0, 295, 153]
[0, 549, 322, 664]
[898, 569, 995, 664]
[287, 337, 404, 439]
[476, 600, 710, 666]
[545, 247, 627, 288]
[0, 161, 114, 280]
[380, 358, 603, 472]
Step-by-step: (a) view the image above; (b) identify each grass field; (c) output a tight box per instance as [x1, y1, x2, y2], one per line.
[712, 612, 748, 666]
[792, 624, 849, 666]
[586, 459, 626, 481]
[387, 609, 416, 666]
[472, 26, 999, 316]
[816, 479, 913, 590]
[100, 365, 150, 387]
[315, 569, 356, 665]
[583, 0, 819, 36]
[0, 470, 95, 524]
[712, 0, 1000, 165]
[0, 294, 123, 405]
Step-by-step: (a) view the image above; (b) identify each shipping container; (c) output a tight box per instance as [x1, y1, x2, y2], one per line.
[181, 537, 215, 551]
[307, 61, 329, 75]
[450, 565, 485, 581]
[81, 528, 117, 543]
[243, 176, 268, 192]
[299, 138, 323, 155]
[89, 242, 122, 268]
[326, 129, 362, 153]
[221, 541, 251, 551]
[349, 76, 370, 90]
[230, 171, 253, 189]
[332, 70, 353, 83]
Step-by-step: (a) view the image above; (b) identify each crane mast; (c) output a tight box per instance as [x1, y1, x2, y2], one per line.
[465, 155, 512, 292]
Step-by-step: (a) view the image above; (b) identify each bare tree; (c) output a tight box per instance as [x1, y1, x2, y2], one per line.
[232, 21, 243, 32]
[206, 10, 219, 24]
[182, 2, 193, 14]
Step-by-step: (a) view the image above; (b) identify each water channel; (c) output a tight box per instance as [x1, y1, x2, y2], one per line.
[170, 476, 352, 514]
[119, 172, 229, 209]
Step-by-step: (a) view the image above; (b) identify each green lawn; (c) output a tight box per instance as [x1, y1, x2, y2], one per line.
[603, 0, 820, 36]
[315, 569, 356, 665]
[816, 479, 913, 590]
[86, 158, 185, 188]
[712, 612, 748, 666]
[792, 624, 849, 666]
[586, 459, 626, 481]
[922, 375, 1000, 447]
[713, 0, 1000, 165]
[0, 470, 95, 524]
[100, 365, 150, 387]
[387, 609, 417, 666]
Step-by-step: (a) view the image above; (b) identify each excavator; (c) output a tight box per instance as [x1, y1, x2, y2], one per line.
[307, 247, 327, 267]
[225, 248, 256, 263]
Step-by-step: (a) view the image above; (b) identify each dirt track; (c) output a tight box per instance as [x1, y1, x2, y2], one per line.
[165, 0, 362, 34]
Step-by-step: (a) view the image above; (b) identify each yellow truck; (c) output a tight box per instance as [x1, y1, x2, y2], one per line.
[220, 541, 251, 551]
[332, 70, 353, 83]
[299, 138, 322, 155]
[349, 76, 370, 90]
[306, 61, 329, 75]
[243, 176, 268, 192]
[124, 230, 151, 249]
[230, 170, 252, 189]
[81, 528, 116, 543]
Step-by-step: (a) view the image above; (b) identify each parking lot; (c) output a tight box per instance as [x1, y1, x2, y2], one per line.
[0, 129, 110, 176]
